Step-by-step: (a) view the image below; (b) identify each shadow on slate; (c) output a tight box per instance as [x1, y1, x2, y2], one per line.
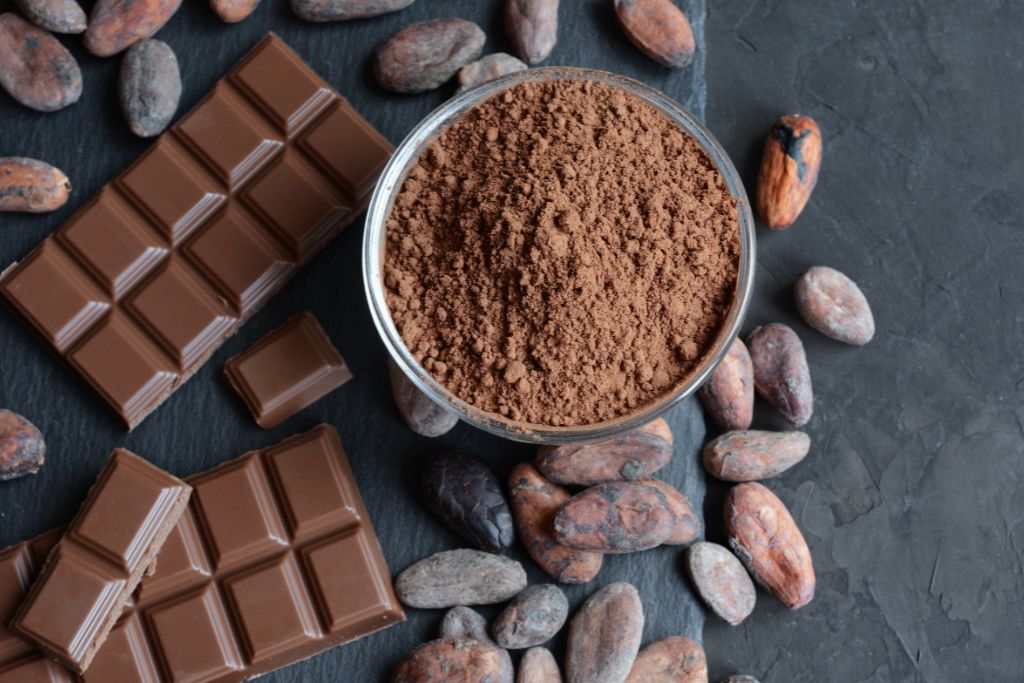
[0, 0, 709, 679]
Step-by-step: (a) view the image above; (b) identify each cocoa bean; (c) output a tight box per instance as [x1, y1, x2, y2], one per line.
[422, 449, 514, 553]
[0, 13, 81, 112]
[698, 338, 753, 431]
[395, 549, 527, 608]
[389, 358, 458, 437]
[491, 584, 568, 649]
[508, 464, 603, 584]
[566, 582, 644, 683]
[292, 0, 414, 22]
[15, 0, 86, 34]
[535, 418, 672, 486]
[747, 323, 813, 426]
[0, 410, 45, 481]
[626, 636, 707, 683]
[440, 607, 514, 683]
[119, 39, 180, 138]
[457, 53, 527, 93]
[702, 430, 810, 482]
[614, 0, 695, 69]
[210, 0, 260, 23]
[0, 157, 70, 213]
[518, 647, 561, 683]
[684, 542, 755, 626]
[85, 0, 182, 57]
[392, 637, 507, 683]
[795, 266, 875, 346]
[756, 114, 822, 230]
[636, 478, 700, 546]
[725, 482, 815, 609]
[374, 19, 485, 94]
[505, 0, 558, 64]
[554, 482, 677, 553]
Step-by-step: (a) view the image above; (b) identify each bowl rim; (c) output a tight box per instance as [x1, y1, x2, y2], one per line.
[362, 66, 756, 444]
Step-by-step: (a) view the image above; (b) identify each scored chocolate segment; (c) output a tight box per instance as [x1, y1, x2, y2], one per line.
[0, 33, 393, 430]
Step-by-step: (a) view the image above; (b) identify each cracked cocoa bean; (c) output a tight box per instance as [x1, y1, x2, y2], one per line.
[795, 266, 875, 346]
[509, 463, 603, 584]
[614, 0, 695, 68]
[702, 430, 810, 482]
[374, 18, 485, 94]
[747, 323, 813, 426]
[756, 114, 822, 230]
[685, 542, 755, 626]
[395, 549, 527, 608]
[0, 13, 81, 112]
[0, 158, 70, 213]
[389, 358, 458, 437]
[505, 0, 558, 64]
[554, 481, 677, 553]
[422, 449, 514, 553]
[210, 0, 261, 22]
[535, 418, 673, 486]
[519, 647, 562, 683]
[292, 0, 414, 22]
[440, 607, 514, 683]
[85, 0, 182, 57]
[392, 637, 507, 683]
[699, 338, 754, 431]
[491, 584, 568, 649]
[457, 53, 527, 93]
[15, 0, 86, 34]
[566, 582, 644, 683]
[626, 636, 707, 683]
[725, 482, 815, 609]
[119, 39, 180, 138]
[0, 410, 45, 481]
[636, 478, 701, 546]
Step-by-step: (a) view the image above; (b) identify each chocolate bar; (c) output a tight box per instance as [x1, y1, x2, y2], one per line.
[223, 312, 352, 429]
[0, 34, 393, 429]
[0, 425, 404, 681]
[11, 450, 191, 673]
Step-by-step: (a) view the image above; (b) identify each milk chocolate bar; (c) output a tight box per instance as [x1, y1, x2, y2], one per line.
[0, 34, 392, 429]
[223, 312, 352, 428]
[11, 450, 191, 673]
[0, 425, 404, 682]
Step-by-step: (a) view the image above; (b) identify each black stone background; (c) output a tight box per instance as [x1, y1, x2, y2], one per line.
[1, 0, 1021, 681]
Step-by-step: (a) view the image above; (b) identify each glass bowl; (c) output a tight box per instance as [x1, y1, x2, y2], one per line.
[363, 67, 755, 445]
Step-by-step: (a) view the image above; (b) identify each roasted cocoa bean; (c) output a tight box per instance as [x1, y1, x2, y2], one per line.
[457, 53, 527, 93]
[389, 358, 459, 437]
[505, 0, 558, 64]
[119, 39, 180, 138]
[374, 19, 485, 94]
[491, 584, 568, 649]
[395, 549, 527, 608]
[725, 482, 815, 609]
[210, 0, 260, 22]
[535, 418, 672, 486]
[0, 410, 45, 481]
[554, 481, 677, 553]
[422, 449, 514, 553]
[747, 323, 813, 426]
[756, 114, 822, 230]
[566, 582, 644, 683]
[698, 338, 753, 431]
[0, 13, 81, 112]
[15, 0, 86, 34]
[508, 464, 603, 584]
[440, 607, 514, 683]
[795, 266, 875, 346]
[0, 157, 70, 213]
[702, 430, 810, 482]
[392, 637, 507, 683]
[626, 636, 707, 683]
[636, 478, 700, 546]
[519, 647, 562, 683]
[292, 0, 414, 22]
[685, 542, 755, 626]
[85, 0, 182, 57]
[614, 0, 695, 68]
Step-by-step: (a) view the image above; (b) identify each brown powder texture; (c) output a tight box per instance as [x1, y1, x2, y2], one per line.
[384, 79, 740, 426]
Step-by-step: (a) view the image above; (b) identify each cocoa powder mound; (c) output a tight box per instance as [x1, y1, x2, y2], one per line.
[384, 79, 740, 426]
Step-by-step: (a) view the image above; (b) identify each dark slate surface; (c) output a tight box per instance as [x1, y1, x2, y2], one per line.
[0, 0, 710, 681]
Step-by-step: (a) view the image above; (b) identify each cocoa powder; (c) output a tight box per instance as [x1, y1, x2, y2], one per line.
[385, 79, 739, 426]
